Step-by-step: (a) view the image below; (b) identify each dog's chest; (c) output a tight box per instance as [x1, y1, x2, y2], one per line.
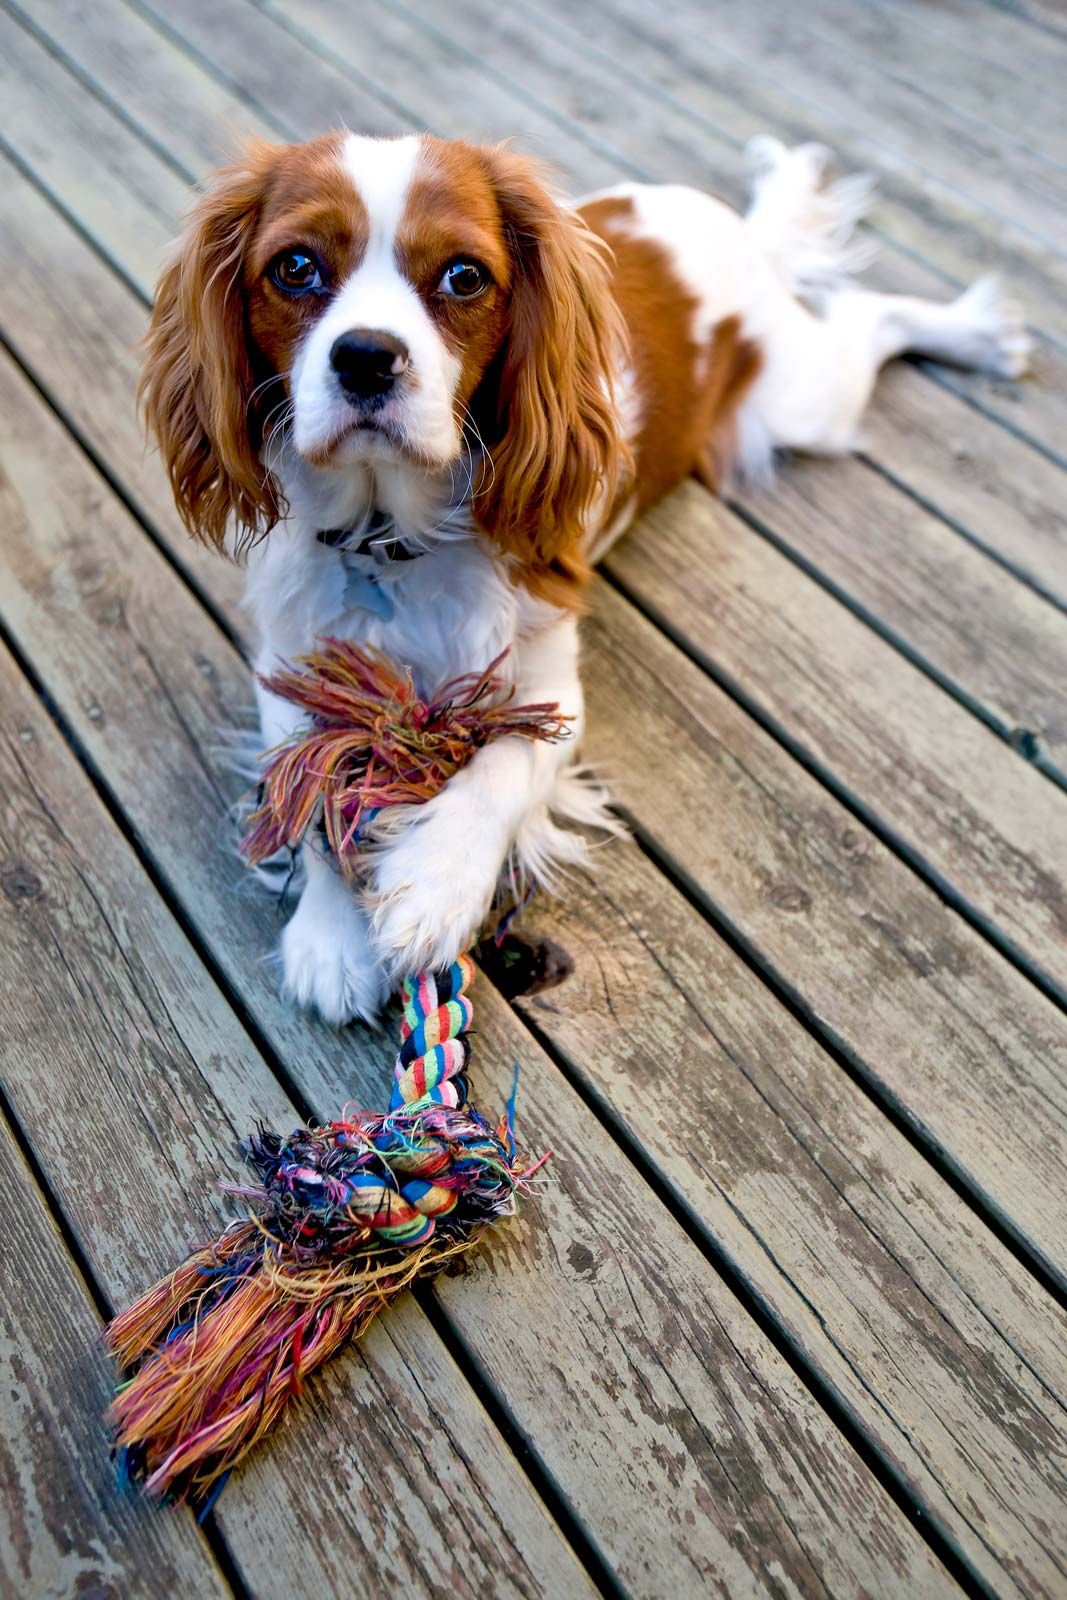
[245, 528, 521, 696]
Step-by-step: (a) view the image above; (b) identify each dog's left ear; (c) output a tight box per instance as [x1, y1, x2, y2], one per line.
[140, 140, 285, 551]
[474, 147, 628, 590]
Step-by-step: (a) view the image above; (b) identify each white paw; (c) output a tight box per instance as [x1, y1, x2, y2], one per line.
[280, 863, 386, 1025]
[369, 790, 505, 980]
[950, 277, 1031, 379]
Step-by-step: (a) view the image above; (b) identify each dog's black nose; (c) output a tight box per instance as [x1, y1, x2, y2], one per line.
[330, 329, 409, 399]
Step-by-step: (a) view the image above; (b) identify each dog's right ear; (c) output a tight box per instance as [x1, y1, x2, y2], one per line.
[140, 141, 285, 550]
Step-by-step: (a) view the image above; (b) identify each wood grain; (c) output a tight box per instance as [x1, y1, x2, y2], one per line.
[743, 0, 1067, 163]
[0, 1125, 231, 1599]
[734, 458, 1067, 775]
[5, 0, 269, 178]
[816, 0, 1067, 99]
[15, 0, 615, 192]
[855, 361, 1067, 607]
[0, 637, 593, 1600]
[582, 578, 1067, 1284]
[0, 4, 184, 293]
[511, 835, 1067, 1600]
[0, 159, 245, 629]
[608, 480, 1067, 988]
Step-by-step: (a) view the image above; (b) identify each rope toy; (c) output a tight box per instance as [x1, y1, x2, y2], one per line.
[242, 638, 570, 872]
[105, 643, 564, 1502]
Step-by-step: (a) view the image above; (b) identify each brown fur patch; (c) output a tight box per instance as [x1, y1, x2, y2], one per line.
[140, 132, 364, 549]
[466, 147, 629, 609]
[245, 137, 368, 391]
[397, 139, 514, 425]
[580, 194, 762, 522]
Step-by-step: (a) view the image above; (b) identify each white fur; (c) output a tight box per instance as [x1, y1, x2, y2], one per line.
[248, 135, 1029, 1024]
[582, 142, 1029, 480]
[291, 134, 462, 465]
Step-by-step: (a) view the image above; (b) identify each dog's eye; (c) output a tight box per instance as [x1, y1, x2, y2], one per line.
[438, 260, 489, 299]
[271, 250, 324, 293]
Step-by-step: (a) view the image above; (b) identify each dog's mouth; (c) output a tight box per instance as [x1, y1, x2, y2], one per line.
[301, 413, 406, 467]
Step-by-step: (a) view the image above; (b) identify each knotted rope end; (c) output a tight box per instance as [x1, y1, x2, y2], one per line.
[104, 956, 547, 1504]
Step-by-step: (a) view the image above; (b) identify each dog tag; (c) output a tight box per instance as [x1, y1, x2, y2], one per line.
[343, 564, 396, 621]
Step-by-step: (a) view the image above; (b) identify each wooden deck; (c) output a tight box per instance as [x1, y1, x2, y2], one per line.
[3, 0, 1067, 1594]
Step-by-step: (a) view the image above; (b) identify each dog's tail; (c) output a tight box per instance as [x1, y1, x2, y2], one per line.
[744, 137, 878, 298]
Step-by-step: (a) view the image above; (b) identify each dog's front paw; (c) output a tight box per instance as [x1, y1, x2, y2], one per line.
[280, 866, 386, 1025]
[370, 792, 504, 979]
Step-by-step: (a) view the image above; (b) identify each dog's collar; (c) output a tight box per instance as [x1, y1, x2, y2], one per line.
[318, 508, 430, 622]
[316, 507, 423, 565]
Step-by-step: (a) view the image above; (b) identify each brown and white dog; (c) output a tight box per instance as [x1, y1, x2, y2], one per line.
[143, 131, 1028, 1023]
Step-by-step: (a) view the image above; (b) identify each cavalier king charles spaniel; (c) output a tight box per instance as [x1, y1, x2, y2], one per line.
[142, 131, 1028, 1024]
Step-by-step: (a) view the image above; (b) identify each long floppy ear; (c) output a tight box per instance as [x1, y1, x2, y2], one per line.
[474, 147, 629, 593]
[139, 141, 284, 550]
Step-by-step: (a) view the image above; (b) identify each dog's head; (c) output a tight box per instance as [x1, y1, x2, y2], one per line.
[142, 132, 626, 588]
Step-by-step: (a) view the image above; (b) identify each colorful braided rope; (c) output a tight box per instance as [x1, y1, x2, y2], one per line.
[105, 955, 531, 1501]
[391, 955, 475, 1110]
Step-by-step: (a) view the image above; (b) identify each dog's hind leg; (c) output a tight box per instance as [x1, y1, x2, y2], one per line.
[741, 141, 1029, 460]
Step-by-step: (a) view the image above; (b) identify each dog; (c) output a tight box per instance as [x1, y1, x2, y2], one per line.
[141, 130, 1029, 1024]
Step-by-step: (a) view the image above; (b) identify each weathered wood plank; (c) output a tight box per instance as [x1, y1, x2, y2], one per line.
[0, 1121, 230, 1599]
[0, 5, 184, 293]
[734, 457, 1067, 777]
[511, 835, 1067, 1600]
[0, 330, 952, 1597]
[0, 638, 594, 1600]
[581, 578, 1067, 1282]
[868, 0, 1067, 96]
[0, 161, 245, 630]
[105, 0, 407, 143]
[855, 361, 1067, 608]
[19, 0, 617, 193]
[609, 482, 1067, 991]
[746, 0, 1067, 163]
[5, 0, 267, 177]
